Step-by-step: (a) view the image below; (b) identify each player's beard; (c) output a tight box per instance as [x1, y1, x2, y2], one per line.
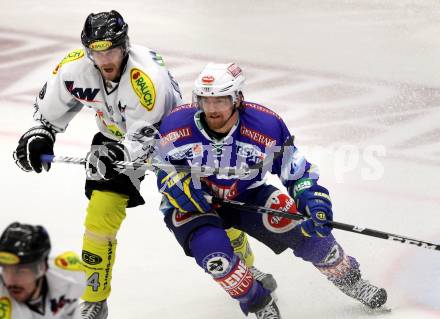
[205, 108, 237, 132]
[99, 63, 121, 81]
[6, 284, 35, 302]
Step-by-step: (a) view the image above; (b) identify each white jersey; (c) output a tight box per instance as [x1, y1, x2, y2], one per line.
[0, 252, 86, 319]
[33, 44, 182, 160]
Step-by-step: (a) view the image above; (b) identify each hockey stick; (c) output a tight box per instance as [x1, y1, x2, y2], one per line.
[213, 198, 440, 252]
[40, 136, 295, 177]
[40, 154, 250, 176]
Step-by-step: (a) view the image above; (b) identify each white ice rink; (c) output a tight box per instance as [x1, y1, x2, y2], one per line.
[1, 1, 439, 318]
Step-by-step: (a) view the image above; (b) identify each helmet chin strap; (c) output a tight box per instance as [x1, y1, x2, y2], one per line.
[225, 104, 237, 123]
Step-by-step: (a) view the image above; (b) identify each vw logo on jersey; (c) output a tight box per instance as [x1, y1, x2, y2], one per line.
[64, 81, 100, 102]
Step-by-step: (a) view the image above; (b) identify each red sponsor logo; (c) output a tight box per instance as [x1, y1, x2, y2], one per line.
[215, 259, 254, 298]
[193, 143, 202, 154]
[263, 191, 299, 233]
[175, 211, 195, 223]
[203, 179, 239, 199]
[160, 127, 192, 146]
[172, 210, 218, 227]
[227, 63, 242, 78]
[240, 125, 276, 147]
[202, 75, 215, 83]
[132, 71, 140, 80]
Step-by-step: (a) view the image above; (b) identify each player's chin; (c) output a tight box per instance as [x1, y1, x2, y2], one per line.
[207, 118, 226, 129]
[8, 288, 27, 301]
[100, 66, 118, 81]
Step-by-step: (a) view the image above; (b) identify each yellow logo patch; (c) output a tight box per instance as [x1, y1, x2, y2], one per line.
[54, 251, 84, 272]
[89, 40, 112, 51]
[107, 124, 125, 139]
[0, 252, 19, 265]
[52, 49, 85, 75]
[0, 297, 11, 319]
[130, 68, 156, 111]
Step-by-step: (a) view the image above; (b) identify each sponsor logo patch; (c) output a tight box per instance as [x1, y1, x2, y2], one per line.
[64, 81, 100, 102]
[293, 179, 313, 196]
[315, 249, 351, 280]
[236, 141, 265, 165]
[52, 49, 85, 75]
[149, 51, 165, 66]
[0, 297, 11, 319]
[227, 63, 242, 78]
[89, 40, 112, 51]
[214, 259, 254, 298]
[50, 295, 77, 315]
[82, 250, 102, 265]
[130, 68, 156, 111]
[201, 75, 215, 84]
[240, 125, 276, 147]
[106, 124, 125, 139]
[203, 179, 239, 200]
[172, 210, 218, 227]
[203, 253, 231, 276]
[160, 127, 192, 146]
[262, 191, 300, 233]
[168, 143, 203, 160]
[322, 244, 342, 265]
[0, 252, 19, 265]
[55, 251, 84, 271]
[39, 82, 47, 100]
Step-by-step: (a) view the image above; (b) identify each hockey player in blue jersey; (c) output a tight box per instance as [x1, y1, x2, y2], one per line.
[156, 63, 387, 318]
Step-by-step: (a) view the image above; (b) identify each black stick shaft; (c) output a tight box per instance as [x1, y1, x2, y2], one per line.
[215, 198, 440, 252]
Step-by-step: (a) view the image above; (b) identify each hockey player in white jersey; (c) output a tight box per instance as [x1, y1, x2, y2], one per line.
[0, 222, 86, 319]
[12, 10, 182, 319]
[12, 10, 275, 319]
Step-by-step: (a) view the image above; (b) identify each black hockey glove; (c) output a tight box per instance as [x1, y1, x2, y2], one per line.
[85, 143, 129, 180]
[13, 126, 55, 173]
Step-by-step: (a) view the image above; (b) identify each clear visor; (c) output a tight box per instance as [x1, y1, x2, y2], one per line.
[0, 261, 46, 285]
[86, 46, 124, 62]
[194, 95, 234, 112]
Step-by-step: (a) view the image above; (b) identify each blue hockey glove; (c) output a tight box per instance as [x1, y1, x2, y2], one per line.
[157, 170, 211, 213]
[13, 126, 55, 173]
[295, 184, 333, 237]
[85, 143, 129, 180]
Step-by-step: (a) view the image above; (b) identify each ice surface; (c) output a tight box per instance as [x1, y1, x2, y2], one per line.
[0, 1, 439, 318]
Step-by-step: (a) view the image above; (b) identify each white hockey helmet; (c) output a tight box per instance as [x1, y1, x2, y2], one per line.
[193, 63, 245, 106]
